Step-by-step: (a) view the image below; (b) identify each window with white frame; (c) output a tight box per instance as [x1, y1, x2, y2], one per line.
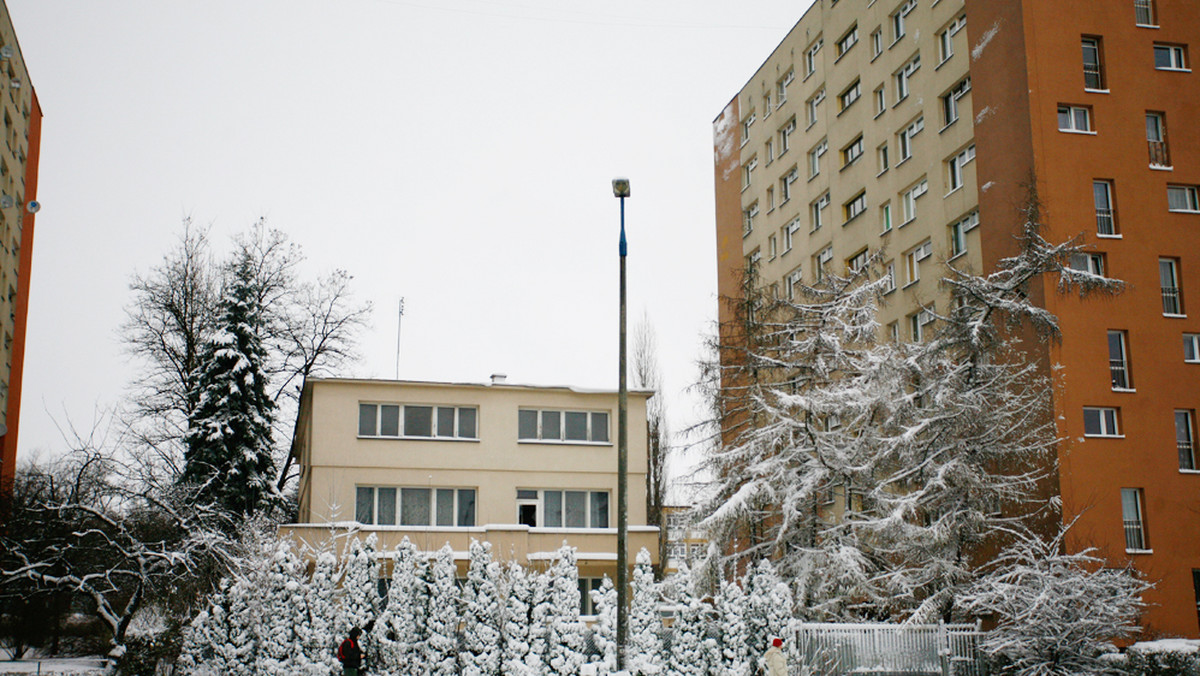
[814, 245, 834, 281]
[1058, 105, 1092, 132]
[743, 202, 759, 236]
[779, 118, 796, 154]
[516, 488, 610, 528]
[809, 138, 828, 177]
[785, 266, 803, 300]
[904, 240, 931, 285]
[898, 116, 924, 162]
[1120, 487, 1147, 551]
[1153, 43, 1188, 70]
[765, 138, 775, 165]
[579, 578, 605, 615]
[806, 37, 823, 76]
[783, 217, 800, 252]
[884, 261, 896, 292]
[844, 192, 867, 222]
[949, 215, 970, 257]
[1082, 37, 1105, 89]
[895, 53, 921, 100]
[880, 202, 893, 233]
[839, 79, 862, 112]
[1146, 111, 1169, 167]
[908, 312, 923, 341]
[766, 185, 775, 210]
[807, 89, 825, 127]
[877, 142, 890, 174]
[518, 409, 610, 443]
[891, 0, 916, 42]
[763, 92, 772, 118]
[359, 403, 478, 439]
[1108, 329, 1133, 390]
[871, 28, 883, 58]
[888, 321, 899, 342]
[1177, 409, 1196, 471]
[767, 234, 778, 260]
[836, 24, 859, 57]
[1135, 0, 1156, 26]
[742, 157, 757, 188]
[1160, 258, 1183, 315]
[946, 144, 976, 192]
[1186, 333, 1200, 363]
[874, 86, 886, 116]
[780, 168, 799, 202]
[1094, 180, 1117, 235]
[901, 179, 929, 224]
[847, 248, 869, 273]
[942, 77, 971, 127]
[356, 485, 476, 527]
[741, 112, 755, 144]
[1168, 185, 1200, 213]
[811, 191, 830, 231]
[1084, 406, 1121, 437]
[842, 135, 864, 167]
[777, 69, 794, 104]
[1069, 252, 1106, 276]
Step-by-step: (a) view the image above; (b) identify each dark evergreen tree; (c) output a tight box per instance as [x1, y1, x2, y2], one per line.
[181, 250, 278, 517]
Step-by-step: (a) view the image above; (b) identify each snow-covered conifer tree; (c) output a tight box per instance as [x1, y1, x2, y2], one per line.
[502, 560, 534, 676]
[427, 544, 461, 676]
[304, 549, 340, 674]
[745, 559, 792, 666]
[178, 583, 231, 676]
[254, 539, 309, 675]
[717, 576, 751, 676]
[338, 534, 381, 641]
[461, 539, 504, 676]
[545, 544, 585, 674]
[589, 577, 618, 673]
[666, 571, 707, 676]
[179, 249, 278, 517]
[373, 537, 425, 673]
[628, 548, 662, 674]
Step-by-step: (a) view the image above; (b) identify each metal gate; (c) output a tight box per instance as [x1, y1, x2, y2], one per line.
[791, 621, 987, 675]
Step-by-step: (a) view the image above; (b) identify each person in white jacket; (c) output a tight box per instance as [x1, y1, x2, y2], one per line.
[763, 637, 788, 676]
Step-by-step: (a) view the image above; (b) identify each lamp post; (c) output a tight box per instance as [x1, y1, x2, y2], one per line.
[611, 177, 630, 669]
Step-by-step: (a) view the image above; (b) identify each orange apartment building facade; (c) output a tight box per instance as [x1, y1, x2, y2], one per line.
[714, 0, 1200, 637]
[0, 0, 41, 505]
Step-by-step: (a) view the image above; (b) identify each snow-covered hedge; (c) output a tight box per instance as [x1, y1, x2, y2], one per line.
[176, 535, 795, 675]
[1125, 639, 1200, 676]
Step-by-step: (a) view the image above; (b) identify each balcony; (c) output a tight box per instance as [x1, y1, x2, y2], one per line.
[1095, 208, 1116, 236]
[1110, 359, 1131, 390]
[1162, 286, 1182, 315]
[1123, 519, 1146, 551]
[1149, 141, 1171, 168]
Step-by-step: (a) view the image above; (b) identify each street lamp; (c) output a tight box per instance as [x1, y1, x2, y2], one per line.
[611, 177, 630, 669]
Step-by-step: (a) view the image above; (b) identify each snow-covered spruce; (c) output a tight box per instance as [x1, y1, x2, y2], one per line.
[545, 544, 586, 674]
[461, 539, 505, 676]
[427, 544, 461, 675]
[629, 548, 663, 675]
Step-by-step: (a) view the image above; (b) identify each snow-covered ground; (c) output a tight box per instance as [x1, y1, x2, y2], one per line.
[0, 658, 108, 674]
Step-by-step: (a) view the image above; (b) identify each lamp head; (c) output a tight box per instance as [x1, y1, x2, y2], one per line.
[611, 178, 630, 198]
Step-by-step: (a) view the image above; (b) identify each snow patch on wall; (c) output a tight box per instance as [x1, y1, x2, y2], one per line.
[971, 19, 1001, 61]
[980, 181, 995, 193]
[975, 105, 994, 124]
[714, 102, 739, 180]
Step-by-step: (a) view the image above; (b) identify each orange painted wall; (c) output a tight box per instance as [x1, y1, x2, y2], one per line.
[713, 97, 743, 328]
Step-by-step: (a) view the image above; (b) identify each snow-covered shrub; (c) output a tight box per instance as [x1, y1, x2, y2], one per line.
[588, 577, 618, 673]
[501, 561, 534, 675]
[545, 544, 586, 674]
[1126, 639, 1200, 676]
[461, 539, 504, 675]
[427, 544, 461, 675]
[629, 548, 663, 675]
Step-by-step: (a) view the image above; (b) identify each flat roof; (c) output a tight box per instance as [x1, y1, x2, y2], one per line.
[307, 376, 654, 397]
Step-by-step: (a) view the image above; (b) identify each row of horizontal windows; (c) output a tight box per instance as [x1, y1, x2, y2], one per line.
[517, 489, 610, 528]
[358, 404, 612, 443]
[356, 486, 477, 527]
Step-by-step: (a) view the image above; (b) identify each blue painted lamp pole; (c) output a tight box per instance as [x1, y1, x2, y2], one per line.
[612, 177, 630, 669]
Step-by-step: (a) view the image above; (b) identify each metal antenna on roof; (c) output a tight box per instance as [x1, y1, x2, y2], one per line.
[395, 297, 405, 380]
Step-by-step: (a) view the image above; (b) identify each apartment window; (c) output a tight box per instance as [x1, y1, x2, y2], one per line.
[1094, 180, 1117, 235]
[1084, 406, 1121, 437]
[518, 409, 610, 443]
[741, 112, 755, 145]
[814, 246, 833, 281]
[898, 116, 924, 162]
[1082, 37, 1105, 90]
[901, 179, 929, 224]
[891, 0, 915, 42]
[742, 202, 759, 236]
[844, 191, 867, 222]
[783, 218, 800, 252]
[895, 53, 921, 101]
[579, 578, 605, 615]
[1186, 334, 1200, 363]
[746, 249, 762, 276]
[908, 313, 923, 341]
[806, 37, 823, 76]
[871, 28, 883, 58]
[836, 24, 859, 57]
[949, 217, 969, 257]
[763, 93, 772, 118]
[766, 234, 778, 261]
[1135, 0, 1156, 27]
[905, 240, 932, 285]
[838, 79, 862, 112]
[779, 118, 796, 154]
[806, 89, 825, 127]
[765, 138, 775, 165]
[780, 168, 799, 202]
[811, 192, 830, 231]
[883, 261, 896, 292]
[356, 486, 476, 527]
[880, 202, 893, 233]
[946, 145, 976, 192]
[1146, 112, 1170, 167]
[766, 185, 775, 211]
[938, 28, 954, 64]
[888, 321, 899, 342]
[809, 139, 828, 178]
[1168, 185, 1200, 213]
[1160, 258, 1183, 315]
[1058, 105, 1092, 132]
[1069, 252, 1106, 276]
[874, 86, 886, 116]
[1153, 43, 1188, 70]
[359, 403, 478, 439]
[942, 78, 971, 127]
[847, 248, 869, 273]
[1108, 330, 1133, 390]
[777, 69, 794, 104]
[877, 142, 890, 174]
[517, 488, 610, 528]
[842, 135, 864, 167]
[785, 266, 803, 300]
[1177, 410, 1197, 471]
[1120, 488, 1147, 551]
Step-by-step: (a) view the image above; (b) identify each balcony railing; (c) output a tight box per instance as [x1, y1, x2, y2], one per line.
[1110, 360, 1130, 389]
[1162, 286, 1182, 315]
[1179, 440, 1195, 471]
[1149, 140, 1170, 167]
[1123, 519, 1146, 550]
[1095, 208, 1116, 236]
[1135, 0, 1155, 25]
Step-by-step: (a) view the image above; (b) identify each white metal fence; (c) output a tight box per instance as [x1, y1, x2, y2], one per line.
[791, 621, 987, 675]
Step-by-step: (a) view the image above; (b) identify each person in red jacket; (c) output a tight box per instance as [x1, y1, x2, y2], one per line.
[337, 626, 365, 675]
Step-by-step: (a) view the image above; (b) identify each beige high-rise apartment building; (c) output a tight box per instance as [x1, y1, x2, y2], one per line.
[715, 0, 1200, 637]
[0, 0, 42, 505]
[285, 376, 658, 605]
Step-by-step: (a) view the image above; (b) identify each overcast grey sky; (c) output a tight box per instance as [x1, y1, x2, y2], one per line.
[12, 0, 812, 477]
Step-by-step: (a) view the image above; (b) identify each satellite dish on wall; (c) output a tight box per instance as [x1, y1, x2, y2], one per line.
[26, 200, 39, 214]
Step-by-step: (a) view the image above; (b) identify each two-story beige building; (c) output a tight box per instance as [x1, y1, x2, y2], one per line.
[284, 375, 659, 594]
